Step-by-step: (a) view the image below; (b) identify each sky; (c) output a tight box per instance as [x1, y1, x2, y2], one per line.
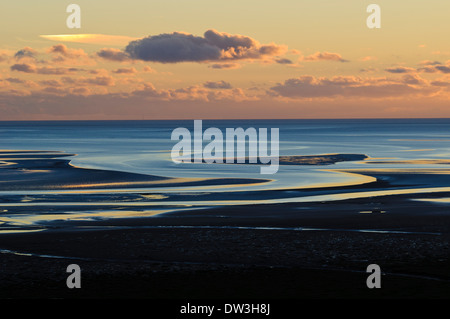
[1, 0, 450, 120]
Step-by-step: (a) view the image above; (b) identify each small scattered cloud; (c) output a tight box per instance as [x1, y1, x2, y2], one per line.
[46, 44, 94, 66]
[360, 56, 377, 62]
[275, 58, 293, 64]
[208, 63, 241, 69]
[401, 74, 426, 85]
[14, 47, 38, 60]
[299, 51, 349, 63]
[418, 61, 450, 74]
[4, 77, 38, 88]
[360, 67, 378, 73]
[10, 63, 80, 75]
[270, 75, 436, 99]
[39, 79, 64, 87]
[47, 44, 86, 58]
[385, 66, 416, 74]
[419, 60, 442, 66]
[0, 50, 11, 63]
[203, 80, 232, 89]
[61, 76, 115, 87]
[435, 65, 450, 73]
[142, 66, 156, 73]
[10, 63, 36, 73]
[96, 48, 131, 62]
[112, 67, 137, 74]
[430, 80, 450, 87]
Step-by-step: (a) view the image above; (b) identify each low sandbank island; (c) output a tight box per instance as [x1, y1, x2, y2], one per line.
[1, 149, 450, 299]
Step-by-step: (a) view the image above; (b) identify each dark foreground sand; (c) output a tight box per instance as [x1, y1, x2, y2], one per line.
[1, 193, 450, 299]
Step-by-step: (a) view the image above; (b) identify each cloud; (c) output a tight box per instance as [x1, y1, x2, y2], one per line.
[88, 69, 109, 75]
[4, 77, 38, 88]
[360, 56, 377, 62]
[38, 67, 81, 75]
[270, 76, 345, 98]
[275, 58, 293, 64]
[45, 44, 95, 66]
[431, 80, 450, 87]
[5, 78, 25, 84]
[360, 67, 378, 73]
[124, 29, 287, 64]
[70, 87, 92, 96]
[40, 34, 138, 46]
[47, 44, 86, 58]
[39, 79, 64, 87]
[270, 75, 435, 99]
[385, 66, 416, 73]
[0, 50, 11, 63]
[61, 76, 115, 86]
[96, 48, 131, 62]
[208, 63, 241, 69]
[129, 81, 257, 102]
[419, 60, 442, 66]
[401, 74, 426, 85]
[14, 47, 38, 60]
[203, 81, 232, 89]
[10, 63, 36, 73]
[299, 51, 348, 62]
[112, 67, 137, 74]
[418, 62, 450, 74]
[10, 63, 80, 75]
[142, 66, 156, 73]
[435, 65, 450, 73]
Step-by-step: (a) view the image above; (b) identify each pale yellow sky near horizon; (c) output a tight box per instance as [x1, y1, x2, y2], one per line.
[0, 0, 450, 120]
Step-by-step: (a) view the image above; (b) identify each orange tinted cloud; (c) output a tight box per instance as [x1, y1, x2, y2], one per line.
[299, 51, 348, 62]
[10, 63, 80, 75]
[46, 44, 95, 66]
[96, 48, 131, 62]
[270, 75, 438, 99]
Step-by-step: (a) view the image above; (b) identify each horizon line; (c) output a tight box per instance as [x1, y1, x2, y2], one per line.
[1, 117, 450, 122]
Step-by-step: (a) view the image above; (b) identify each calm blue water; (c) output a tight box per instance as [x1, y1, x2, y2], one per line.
[1, 119, 450, 192]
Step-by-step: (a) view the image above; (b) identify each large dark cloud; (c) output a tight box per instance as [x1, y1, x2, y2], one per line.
[124, 29, 286, 63]
[125, 32, 220, 63]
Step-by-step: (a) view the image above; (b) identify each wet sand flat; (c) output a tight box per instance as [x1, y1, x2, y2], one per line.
[1, 150, 450, 299]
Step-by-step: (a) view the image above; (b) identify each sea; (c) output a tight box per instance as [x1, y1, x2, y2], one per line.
[1, 118, 450, 192]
